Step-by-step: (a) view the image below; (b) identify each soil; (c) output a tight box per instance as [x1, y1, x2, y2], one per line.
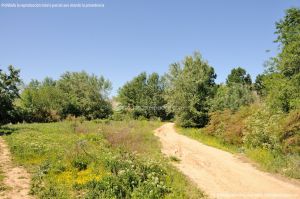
[0, 137, 33, 199]
[155, 123, 300, 199]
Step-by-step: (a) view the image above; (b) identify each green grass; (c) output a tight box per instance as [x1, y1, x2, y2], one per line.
[2, 120, 205, 198]
[176, 126, 240, 153]
[245, 148, 300, 178]
[0, 168, 7, 191]
[177, 126, 300, 179]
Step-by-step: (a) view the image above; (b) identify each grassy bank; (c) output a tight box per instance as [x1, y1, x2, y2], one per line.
[1, 120, 205, 198]
[177, 126, 300, 179]
[0, 168, 6, 192]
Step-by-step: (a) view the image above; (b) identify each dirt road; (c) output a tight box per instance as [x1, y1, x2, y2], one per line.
[0, 137, 33, 199]
[155, 123, 300, 199]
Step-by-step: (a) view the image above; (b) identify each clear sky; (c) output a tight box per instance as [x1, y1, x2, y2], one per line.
[0, 0, 299, 96]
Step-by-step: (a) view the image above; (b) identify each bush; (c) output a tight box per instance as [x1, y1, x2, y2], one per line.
[243, 107, 283, 151]
[280, 110, 300, 154]
[118, 72, 168, 120]
[203, 106, 257, 145]
[210, 83, 255, 112]
[84, 153, 171, 199]
[72, 156, 90, 171]
[18, 72, 113, 123]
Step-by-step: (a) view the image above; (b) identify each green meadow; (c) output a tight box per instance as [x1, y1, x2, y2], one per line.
[2, 120, 205, 198]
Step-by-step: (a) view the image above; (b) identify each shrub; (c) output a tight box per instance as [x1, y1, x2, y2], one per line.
[210, 83, 255, 112]
[118, 72, 168, 120]
[72, 156, 89, 171]
[84, 153, 170, 199]
[243, 107, 283, 151]
[280, 110, 300, 154]
[203, 106, 257, 145]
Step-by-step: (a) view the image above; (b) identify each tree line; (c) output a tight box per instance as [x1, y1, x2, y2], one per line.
[1, 8, 299, 128]
[0, 70, 112, 124]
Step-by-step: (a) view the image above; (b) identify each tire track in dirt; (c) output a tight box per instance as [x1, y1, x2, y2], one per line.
[155, 123, 300, 199]
[0, 137, 33, 199]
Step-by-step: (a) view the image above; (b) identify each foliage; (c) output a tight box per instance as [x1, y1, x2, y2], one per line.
[204, 105, 257, 145]
[0, 65, 21, 125]
[19, 79, 65, 122]
[19, 71, 112, 122]
[262, 8, 300, 112]
[179, 106, 300, 178]
[280, 110, 300, 154]
[84, 153, 170, 199]
[118, 72, 168, 120]
[164, 52, 216, 127]
[210, 83, 255, 112]
[3, 120, 204, 198]
[254, 74, 266, 96]
[57, 71, 113, 120]
[243, 107, 283, 152]
[263, 72, 300, 112]
[226, 67, 252, 86]
[244, 109, 300, 155]
[275, 8, 300, 48]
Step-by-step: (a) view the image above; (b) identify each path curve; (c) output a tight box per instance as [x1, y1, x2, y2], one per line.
[0, 137, 33, 199]
[155, 123, 300, 199]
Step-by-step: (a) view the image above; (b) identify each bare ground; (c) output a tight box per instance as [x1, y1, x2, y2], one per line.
[0, 137, 33, 199]
[155, 123, 300, 199]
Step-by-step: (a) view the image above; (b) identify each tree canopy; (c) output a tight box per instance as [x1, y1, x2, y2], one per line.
[226, 67, 252, 86]
[164, 52, 216, 127]
[19, 71, 112, 122]
[118, 72, 167, 119]
[263, 7, 300, 112]
[0, 65, 21, 125]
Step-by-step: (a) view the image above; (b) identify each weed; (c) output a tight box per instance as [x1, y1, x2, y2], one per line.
[170, 156, 181, 162]
[3, 120, 205, 198]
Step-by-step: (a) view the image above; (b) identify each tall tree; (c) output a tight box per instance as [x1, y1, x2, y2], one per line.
[263, 8, 300, 112]
[57, 71, 112, 119]
[254, 74, 266, 96]
[210, 83, 254, 112]
[118, 72, 167, 119]
[165, 52, 216, 127]
[275, 8, 300, 78]
[20, 79, 65, 122]
[226, 67, 252, 86]
[0, 65, 21, 124]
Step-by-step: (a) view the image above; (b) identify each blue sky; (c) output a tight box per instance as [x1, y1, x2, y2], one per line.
[0, 0, 299, 96]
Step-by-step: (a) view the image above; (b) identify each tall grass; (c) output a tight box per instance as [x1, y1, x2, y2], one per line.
[176, 127, 240, 154]
[0, 167, 7, 192]
[2, 120, 205, 198]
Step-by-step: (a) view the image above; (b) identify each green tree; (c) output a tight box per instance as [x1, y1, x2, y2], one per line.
[263, 8, 300, 112]
[0, 65, 21, 125]
[20, 79, 65, 122]
[57, 71, 112, 119]
[210, 83, 255, 112]
[165, 52, 216, 127]
[118, 72, 167, 119]
[226, 67, 252, 86]
[254, 74, 266, 96]
[275, 8, 300, 78]
[275, 8, 300, 46]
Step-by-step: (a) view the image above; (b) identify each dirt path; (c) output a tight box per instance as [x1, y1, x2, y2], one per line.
[155, 123, 300, 199]
[0, 137, 33, 199]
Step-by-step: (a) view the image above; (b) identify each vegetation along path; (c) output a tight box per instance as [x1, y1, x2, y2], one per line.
[155, 123, 300, 199]
[0, 137, 33, 199]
